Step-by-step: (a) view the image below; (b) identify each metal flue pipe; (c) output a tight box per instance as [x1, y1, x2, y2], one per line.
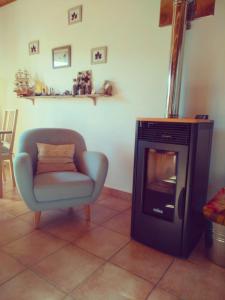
[166, 0, 192, 118]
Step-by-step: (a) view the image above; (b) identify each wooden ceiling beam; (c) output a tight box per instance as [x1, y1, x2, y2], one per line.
[0, 0, 16, 8]
[159, 0, 216, 27]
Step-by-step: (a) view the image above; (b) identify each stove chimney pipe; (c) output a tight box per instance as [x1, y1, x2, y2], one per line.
[166, 0, 191, 118]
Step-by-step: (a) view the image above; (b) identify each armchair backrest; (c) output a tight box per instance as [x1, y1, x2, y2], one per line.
[18, 128, 87, 173]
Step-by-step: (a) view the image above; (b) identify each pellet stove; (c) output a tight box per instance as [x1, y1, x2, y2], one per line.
[131, 118, 213, 257]
[131, 0, 214, 257]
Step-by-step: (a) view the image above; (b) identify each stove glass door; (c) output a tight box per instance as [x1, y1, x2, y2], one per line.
[143, 149, 177, 221]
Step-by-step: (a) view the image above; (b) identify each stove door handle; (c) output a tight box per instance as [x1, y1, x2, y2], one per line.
[178, 187, 186, 220]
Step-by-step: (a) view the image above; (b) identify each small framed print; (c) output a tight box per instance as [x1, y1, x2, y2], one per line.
[52, 45, 71, 69]
[68, 5, 82, 25]
[91, 46, 107, 64]
[29, 40, 39, 55]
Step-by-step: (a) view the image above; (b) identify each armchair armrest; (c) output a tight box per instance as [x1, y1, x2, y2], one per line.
[80, 151, 108, 201]
[13, 152, 37, 210]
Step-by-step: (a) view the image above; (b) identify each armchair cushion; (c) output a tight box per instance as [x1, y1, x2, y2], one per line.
[36, 143, 77, 174]
[34, 171, 94, 202]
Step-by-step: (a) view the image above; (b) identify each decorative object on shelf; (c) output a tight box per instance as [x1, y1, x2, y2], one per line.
[63, 90, 72, 96]
[91, 46, 107, 64]
[72, 79, 79, 96]
[68, 5, 82, 25]
[73, 70, 92, 96]
[103, 80, 112, 96]
[29, 40, 39, 55]
[16, 71, 113, 105]
[14, 69, 34, 96]
[52, 45, 71, 69]
[34, 79, 45, 96]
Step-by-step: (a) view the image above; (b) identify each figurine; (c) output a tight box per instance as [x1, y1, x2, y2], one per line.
[73, 78, 79, 96]
[103, 80, 112, 96]
[85, 80, 92, 95]
[75, 70, 92, 95]
[78, 82, 85, 95]
[34, 79, 43, 96]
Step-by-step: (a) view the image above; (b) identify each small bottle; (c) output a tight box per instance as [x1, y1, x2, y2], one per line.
[73, 79, 78, 96]
[87, 80, 92, 94]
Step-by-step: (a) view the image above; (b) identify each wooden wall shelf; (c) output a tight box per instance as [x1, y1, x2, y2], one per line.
[18, 94, 111, 106]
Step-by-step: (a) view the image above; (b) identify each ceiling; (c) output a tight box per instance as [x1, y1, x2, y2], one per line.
[0, 0, 16, 7]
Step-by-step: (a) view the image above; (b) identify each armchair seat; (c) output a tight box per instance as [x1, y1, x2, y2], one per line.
[34, 171, 94, 202]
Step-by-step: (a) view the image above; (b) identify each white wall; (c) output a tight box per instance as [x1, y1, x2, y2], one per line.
[180, 0, 225, 196]
[0, 0, 224, 196]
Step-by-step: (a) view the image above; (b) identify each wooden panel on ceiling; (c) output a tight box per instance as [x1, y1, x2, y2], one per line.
[159, 0, 216, 27]
[0, 0, 16, 7]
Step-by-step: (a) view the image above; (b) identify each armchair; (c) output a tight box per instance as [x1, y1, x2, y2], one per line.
[13, 128, 108, 228]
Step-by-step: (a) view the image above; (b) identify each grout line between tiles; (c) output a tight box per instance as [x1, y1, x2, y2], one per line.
[0, 268, 27, 288]
[67, 238, 132, 296]
[144, 257, 176, 300]
[0, 228, 36, 249]
[73, 233, 131, 262]
[27, 267, 67, 295]
[1, 232, 70, 269]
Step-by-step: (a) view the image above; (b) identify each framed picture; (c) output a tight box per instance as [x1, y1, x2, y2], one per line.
[68, 5, 82, 25]
[91, 46, 107, 64]
[29, 40, 39, 55]
[52, 45, 71, 69]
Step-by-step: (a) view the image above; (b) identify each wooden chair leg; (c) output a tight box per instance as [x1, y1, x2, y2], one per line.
[34, 211, 41, 229]
[84, 205, 91, 221]
[9, 157, 16, 186]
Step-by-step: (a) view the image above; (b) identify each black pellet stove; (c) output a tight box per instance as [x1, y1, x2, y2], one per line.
[131, 118, 213, 257]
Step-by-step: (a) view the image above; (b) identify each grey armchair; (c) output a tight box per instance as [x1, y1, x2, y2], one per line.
[14, 128, 108, 228]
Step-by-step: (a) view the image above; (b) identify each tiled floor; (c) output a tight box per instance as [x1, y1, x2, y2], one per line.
[0, 181, 225, 300]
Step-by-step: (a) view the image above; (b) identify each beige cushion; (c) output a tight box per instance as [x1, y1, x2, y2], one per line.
[36, 143, 77, 174]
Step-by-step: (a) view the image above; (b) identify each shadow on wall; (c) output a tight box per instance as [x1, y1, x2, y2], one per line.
[208, 128, 225, 199]
[181, 84, 212, 118]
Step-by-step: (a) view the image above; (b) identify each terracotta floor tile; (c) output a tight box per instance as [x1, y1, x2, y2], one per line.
[158, 259, 225, 300]
[19, 208, 75, 227]
[63, 296, 75, 300]
[0, 198, 29, 216]
[2, 231, 67, 266]
[97, 195, 131, 211]
[0, 250, 25, 285]
[43, 216, 96, 242]
[32, 244, 104, 293]
[187, 237, 223, 271]
[110, 240, 173, 283]
[88, 203, 119, 224]
[147, 288, 181, 300]
[0, 270, 65, 300]
[71, 262, 153, 300]
[0, 198, 15, 209]
[0, 218, 34, 246]
[102, 209, 131, 236]
[75, 226, 130, 259]
[0, 207, 15, 222]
